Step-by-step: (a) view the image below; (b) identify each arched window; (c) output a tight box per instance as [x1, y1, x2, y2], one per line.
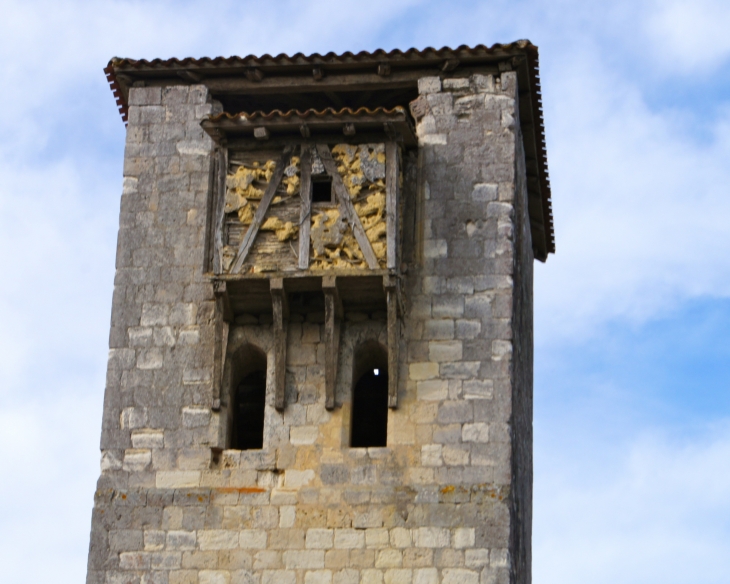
[228, 344, 267, 450]
[350, 341, 388, 447]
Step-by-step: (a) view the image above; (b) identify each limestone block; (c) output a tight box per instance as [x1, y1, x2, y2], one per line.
[428, 341, 463, 362]
[462, 423, 489, 443]
[131, 430, 164, 449]
[284, 469, 315, 489]
[383, 568, 413, 584]
[306, 528, 334, 549]
[305, 570, 333, 584]
[156, 471, 201, 489]
[413, 568, 438, 584]
[409, 362, 439, 381]
[418, 77, 442, 94]
[182, 406, 210, 428]
[123, 449, 151, 472]
[414, 528, 450, 548]
[199, 571, 231, 584]
[143, 529, 165, 551]
[423, 239, 448, 259]
[334, 529, 365, 549]
[291, 426, 319, 445]
[262, 571, 296, 584]
[416, 380, 448, 401]
[442, 569, 478, 584]
[239, 529, 267, 549]
[284, 550, 326, 569]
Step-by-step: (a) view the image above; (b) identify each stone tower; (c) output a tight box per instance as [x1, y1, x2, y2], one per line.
[88, 42, 554, 584]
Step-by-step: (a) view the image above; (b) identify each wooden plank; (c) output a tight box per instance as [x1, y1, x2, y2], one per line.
[385, 142, 399, 270]
[271, 278, 288, 411]
[231, 147, 293, 273]
[213, 148, 227, 274]
[323, 276, 341, 410]
[203, 151, 217, 273]
[315, 144, 380, 269]
[298, 146, 312, 269]
[384, 275, 399, 409]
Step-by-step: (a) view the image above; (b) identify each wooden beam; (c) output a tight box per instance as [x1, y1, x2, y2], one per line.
[231, 146, 293, 273]
[298, 146, 312, 269]
[254, 127, 270, 140]
[323, 276, 342, 410]
[213, 280, 233, 323]
[202, 70, 428, 94]
[246, 68, 264, 81]
[271, 278, 289, 411]
[213, 148, 227, 274]
[315, 144, 380, 269]
[225, 131, 416, 150]
[384, 275, 399, 409]
[385, 142, 399, 270]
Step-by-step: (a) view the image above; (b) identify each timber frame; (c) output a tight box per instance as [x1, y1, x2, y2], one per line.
[105, 42, 554, 413]
[207, 109, 405, 410]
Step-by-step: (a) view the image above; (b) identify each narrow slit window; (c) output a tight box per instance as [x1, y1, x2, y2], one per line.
[312, 176, 333, 203]
[351, 365, 388, 448]
[231, 369, 266, 450]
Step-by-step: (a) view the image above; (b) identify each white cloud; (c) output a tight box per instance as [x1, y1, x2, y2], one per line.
[535, 422, 730, 584]
[535, 47, 730, 341]
[646, 0, 730, 74]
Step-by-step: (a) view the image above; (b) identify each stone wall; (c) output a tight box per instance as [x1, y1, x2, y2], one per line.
[86, 71, 533, 584]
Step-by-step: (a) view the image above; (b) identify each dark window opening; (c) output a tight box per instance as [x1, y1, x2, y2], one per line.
[231, 370, 266, 450]
[312, 176, 333, 203]
[351, 342, 388, 447]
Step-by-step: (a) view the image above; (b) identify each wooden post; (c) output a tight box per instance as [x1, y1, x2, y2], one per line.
[271, 278, 289, 411]
[316, 144, 380, 269]
[385, 142, 399, 270]
[213, 148, 227, 274]
[298, 146, 312, 269]
[384, 275, 400, 408]
[212, 281, 232, 412]
[322, 275, 343, 410]
[231, 146, 293, 273]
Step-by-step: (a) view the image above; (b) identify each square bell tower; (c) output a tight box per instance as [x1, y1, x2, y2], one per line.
[88, 42, 554, 584]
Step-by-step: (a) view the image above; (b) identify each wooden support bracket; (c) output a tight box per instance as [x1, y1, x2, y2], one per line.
[298, 146, 312, 269]
[231, 146, 293, 273]
[213, 280, 233, 323]
[316, 144, 380, 269]
[323, 276, 342, 410]
[212, 280, 232, 412]
[384, 275, 400, 409]
[271, 278, 289, 411]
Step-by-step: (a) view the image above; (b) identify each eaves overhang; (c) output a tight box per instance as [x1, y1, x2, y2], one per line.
[104, 41, 554, 259]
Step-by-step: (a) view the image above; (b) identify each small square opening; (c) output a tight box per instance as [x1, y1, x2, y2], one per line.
[312, 176, 333, 203]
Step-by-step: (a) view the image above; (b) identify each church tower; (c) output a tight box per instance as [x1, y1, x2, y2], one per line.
[88, 42, 554, 584]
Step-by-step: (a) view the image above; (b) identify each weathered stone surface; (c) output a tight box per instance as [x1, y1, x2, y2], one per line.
[87, 69, 536, 584]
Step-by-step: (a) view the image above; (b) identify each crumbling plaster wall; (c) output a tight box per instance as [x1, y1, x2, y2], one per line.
[87, 71, 532, 584]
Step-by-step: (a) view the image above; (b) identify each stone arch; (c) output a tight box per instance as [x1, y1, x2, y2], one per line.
[223, 336, 269, 450]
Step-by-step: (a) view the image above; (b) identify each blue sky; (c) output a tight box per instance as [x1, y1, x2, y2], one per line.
[0, 1, 729, 582]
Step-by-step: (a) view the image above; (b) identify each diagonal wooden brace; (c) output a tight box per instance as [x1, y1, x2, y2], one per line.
[315, 144, 380, 269]
[231, 146, 293, 273]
